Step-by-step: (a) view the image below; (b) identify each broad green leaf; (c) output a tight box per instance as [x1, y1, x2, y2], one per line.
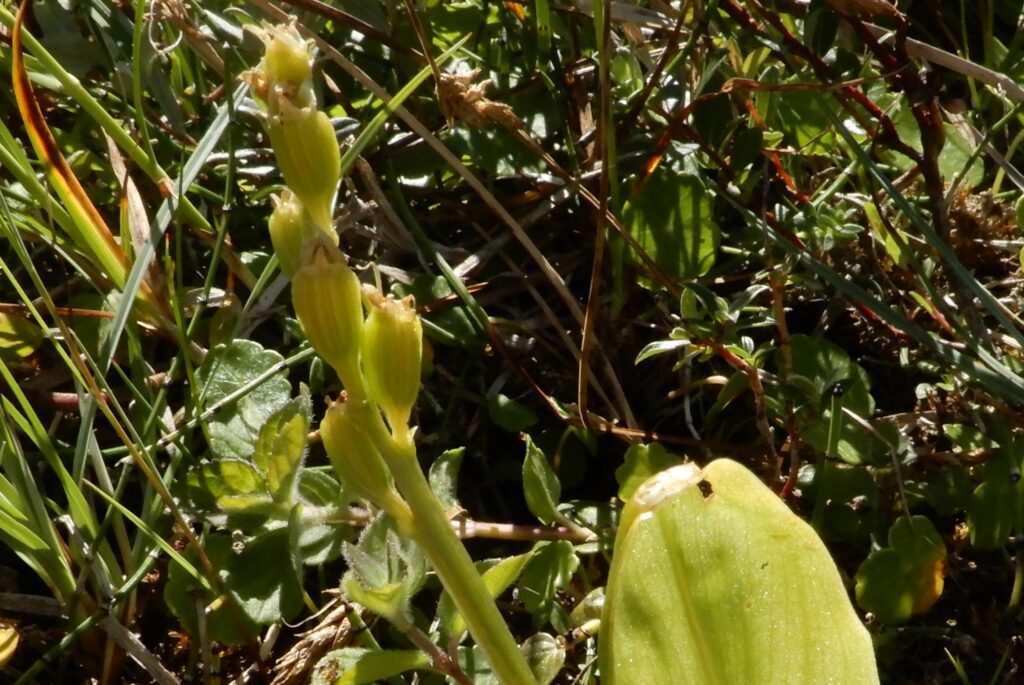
[298, 468, 349, 508]
[523, 436, 562, 525]
[345, 515, 426, 590]
[611, 46, 643, 98]
[939, 123, 984, 189]
[224, 527, 304, 625]
[428, 447, 465, 510]
[311, 648, 432, 685]
[760, 89, 839, 155]
[342, 515, 426, 626]
[342, 574, 410, 627]
[805, 6, 839, 55]
[189, 459, 267, 501]
[488, 393, 539, 432]
[0, 312, 43, 360]
[943, 423, 998, 453]
[287, 504, 307, 585]
[163, 535, 257, 645]
[600, 459, 879, 685]
[440, 552, 533, 641]
[446, 125, 546, 178]
[458, 645, 498, 685]
[197, 340, 291, 461]
[214, 493, 278, 515]
[634, 338, 689, 365]
[967, 477, 1020, 550]
[615, 442, 682, 500]
[623, 158, 719, 280]
[920, 464, 973, 518]
[559, 500, 616, 553]
[800, 462, 879, 543]
[185, 459, 276, 520]
[518, 541, 579, 630]
[890, 105, 984, 189]
[863, 201, 911, 267]
[705, 371, 749, 424]
[294, 520, 347, 566]
[784, 334, 880, 464]
[855, 516, 947, 625]
[255, 394, 310, 503]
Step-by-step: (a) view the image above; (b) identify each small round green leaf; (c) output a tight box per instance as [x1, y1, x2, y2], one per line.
[855, 516, 947, 625]
[521, 632, 565, 685]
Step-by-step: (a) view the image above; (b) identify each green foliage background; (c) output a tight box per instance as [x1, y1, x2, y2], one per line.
[2, 0, 1024, 683]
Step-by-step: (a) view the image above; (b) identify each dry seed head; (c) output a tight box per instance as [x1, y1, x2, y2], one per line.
[362, 287, 423, 434]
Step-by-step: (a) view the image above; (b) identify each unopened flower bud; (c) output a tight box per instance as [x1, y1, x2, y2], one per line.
[268, 110, 340, 231]
[291, 238, 364, 388]
[263, 25, 311, 92]
[244, 21, 315, 113]
[362, 288, 423, 435]
[321, 397, 412, 526]
[268, 190, 323, 279]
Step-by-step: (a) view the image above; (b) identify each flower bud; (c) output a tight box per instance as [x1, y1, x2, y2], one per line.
[320, 396, 412, 527]
[291, 238, 364, 388]
[263, 25, 311, 93]
[362, 288, 423, 435]
[267, 110, 340, 231]
[268, 190, 323, 279]
[244, 21, 315, 113]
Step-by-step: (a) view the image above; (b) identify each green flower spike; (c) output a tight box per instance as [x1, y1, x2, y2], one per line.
[291, 237, 364, 391]
[320, 395, 413, 531]
[244, 21, 340, 232]
[362, 287, 423, 443]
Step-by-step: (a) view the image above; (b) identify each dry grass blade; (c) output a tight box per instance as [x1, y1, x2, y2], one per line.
[271, 602, 357, 685]
[11, 0, 164, 323]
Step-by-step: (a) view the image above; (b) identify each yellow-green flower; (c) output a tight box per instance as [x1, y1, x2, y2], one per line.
[362, 287, 423, 439]
[244, 21, 315, 113]
[268, 190, 324, 279]
[267, 109, 340, 231]
[320, 395, 412, 529]
[291, 238, 364, 390]
[243, 21, 339, 231]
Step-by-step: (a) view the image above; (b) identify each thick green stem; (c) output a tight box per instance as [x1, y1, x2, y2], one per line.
[361, 408, 538, 685]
